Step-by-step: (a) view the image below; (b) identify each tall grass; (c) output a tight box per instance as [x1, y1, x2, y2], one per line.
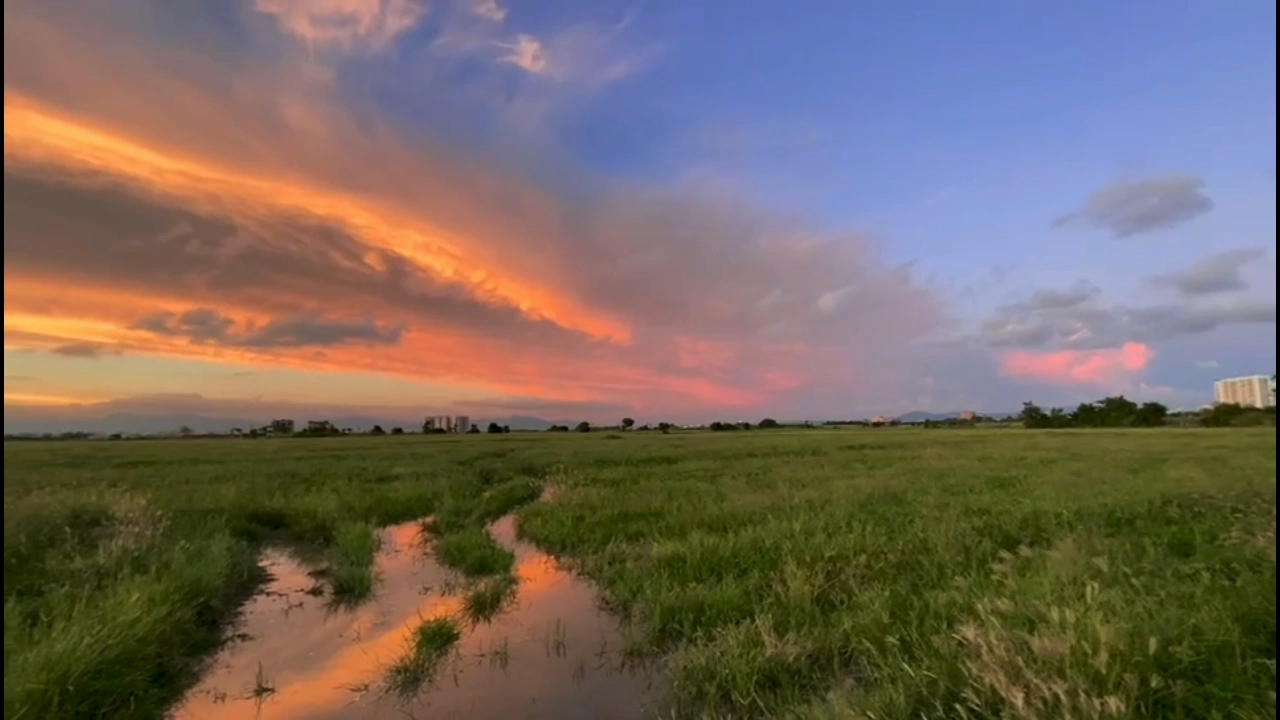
[517, 428, 1277, 718]
[4, 428, 1275, 718]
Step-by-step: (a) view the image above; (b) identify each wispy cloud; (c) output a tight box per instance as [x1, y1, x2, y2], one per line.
[497, 34, 547, 73]
[254, 0, 426, 52]
[470, 0, 506, 23]
[50, 342, 120, 358]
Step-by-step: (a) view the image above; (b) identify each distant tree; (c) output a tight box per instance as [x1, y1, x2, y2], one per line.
[758, 418, 780, 429]
[370, 425, 386, 435]
[108, 433, 123, 441]
[574, 421, 591, 433]
[1200, 402, 1276, 427]
[178, 425, 194, 437]
[502, 425, 511, 433]
[391, 426, 404, 435]
[657, 422, 672, 434]
[1134, 402, 1169, 427]
[468, 425, 481, 434]
[621, 417, 635, 430]
[738, 421, 752, 430]
[1019, 401, 1050, 428]
[487, 422, 504, 434]
[1022, 396, 1173, 429]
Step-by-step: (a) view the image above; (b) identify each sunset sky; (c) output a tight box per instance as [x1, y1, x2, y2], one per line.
[4, 0, 1276, 431]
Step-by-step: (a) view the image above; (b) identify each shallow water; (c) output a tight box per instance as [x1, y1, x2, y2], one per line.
[172, 516, 661, 719]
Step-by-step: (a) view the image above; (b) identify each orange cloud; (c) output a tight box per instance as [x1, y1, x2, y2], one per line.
[3, 95, 631, 344]
[2, 0, 945, 421]
[999, 342, 1155, 386]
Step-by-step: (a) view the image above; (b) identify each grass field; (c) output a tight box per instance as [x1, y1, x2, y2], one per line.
[4, 428, 1275, 719]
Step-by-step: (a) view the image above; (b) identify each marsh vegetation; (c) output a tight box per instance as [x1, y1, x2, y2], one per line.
[4, 428, 1275, 718]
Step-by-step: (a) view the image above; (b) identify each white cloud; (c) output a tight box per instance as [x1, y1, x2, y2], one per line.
[471, 0, 506, 22]
[255, 0, 426, 52]
[497, 34, 548, 73]
[815, 285, 856, 314]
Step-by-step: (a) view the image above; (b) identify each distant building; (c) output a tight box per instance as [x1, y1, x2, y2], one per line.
[1213, 375, 1276, 409]
[869, 415, 894, 426]
[269, 418, 295, 435]
[958, 410, 977, 422]
[424, 415, 471, 433]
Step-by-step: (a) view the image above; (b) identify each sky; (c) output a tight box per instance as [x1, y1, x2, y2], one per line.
[3, 0, 1276, 432]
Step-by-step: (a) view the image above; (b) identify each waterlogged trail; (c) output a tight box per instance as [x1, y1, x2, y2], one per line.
[172, 515, 661, 719]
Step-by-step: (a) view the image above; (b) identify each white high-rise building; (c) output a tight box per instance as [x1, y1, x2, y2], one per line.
[1213, 375, 1276, 409]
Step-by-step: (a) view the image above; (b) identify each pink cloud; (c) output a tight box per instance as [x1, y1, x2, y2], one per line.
[999, 342, 1155, 386]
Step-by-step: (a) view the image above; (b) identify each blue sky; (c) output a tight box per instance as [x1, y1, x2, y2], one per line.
[3, 0, 1275, 431]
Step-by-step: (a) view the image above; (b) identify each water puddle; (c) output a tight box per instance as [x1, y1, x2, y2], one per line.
[172, 516, 661, 719]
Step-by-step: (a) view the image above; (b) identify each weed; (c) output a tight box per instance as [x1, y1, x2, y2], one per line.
[250, 662, 275, 704]
[486, 637, 511, 670]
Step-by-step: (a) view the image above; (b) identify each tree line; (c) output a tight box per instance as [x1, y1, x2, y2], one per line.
[1019, 396, 1275, 429]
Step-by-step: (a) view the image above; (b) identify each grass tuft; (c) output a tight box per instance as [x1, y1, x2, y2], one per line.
[433, 528, 515, 578]
[384, 616, 462, 698]
[462, 573, 520, 624]
[321, 521, 382, 606]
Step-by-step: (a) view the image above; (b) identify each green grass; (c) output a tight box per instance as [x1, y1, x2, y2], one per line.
[4, 428, 1276, 719]
[462, 573, 521, 624]
[433, 527, 516, 578]
[384, 616, 462, 697]
[322, 521, 382, 605]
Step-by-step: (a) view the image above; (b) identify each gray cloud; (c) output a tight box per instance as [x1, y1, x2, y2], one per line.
[239, 316, 405, 348]
[982, 282, 1275, 350]
[1018, 281, 1101, 311]
[131, 308, 235, 342]
[50, 342, 120, 358]
[1053, 175, 1214, 238]
[1149, 248, 1267, 296]
[129, 307, 404, 348]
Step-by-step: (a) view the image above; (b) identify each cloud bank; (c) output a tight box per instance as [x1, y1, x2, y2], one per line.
[2, 0, 942, 420]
